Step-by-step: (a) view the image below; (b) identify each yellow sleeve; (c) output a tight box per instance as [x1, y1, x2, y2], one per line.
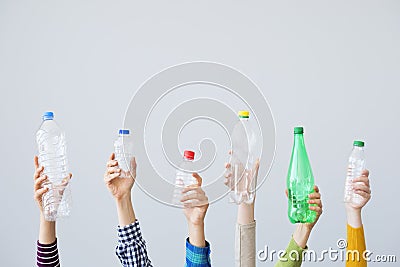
[346, 224, 367, 267]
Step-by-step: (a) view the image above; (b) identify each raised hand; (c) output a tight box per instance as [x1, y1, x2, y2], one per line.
[285, 185, 323, 230]
[224, 154, 260, 203]
[104, 153, 136, 200]
[345, 169, 371, 228]
[33, 156, 48, 213]
[33, 156, 72, 244]
[182, 173, 209, 247]
[346, 170, 371, 210]
[182, 173, 209, 226]
[33, 156, 72, 214]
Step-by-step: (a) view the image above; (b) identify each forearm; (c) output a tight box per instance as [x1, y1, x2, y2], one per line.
[116, 195, 136, 227]
[346, 207, 362, 228]
[37, 214, 59, 267]
[188, 223, 206, 248]
[39, 214, 56, 244]
[292, 224, 311, 249]
[237, 202, 255, 225]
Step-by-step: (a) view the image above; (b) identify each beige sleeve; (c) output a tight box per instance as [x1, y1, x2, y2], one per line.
[235, 220, 256, 267]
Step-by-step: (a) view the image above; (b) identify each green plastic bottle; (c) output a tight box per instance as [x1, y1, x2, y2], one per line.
[287, 126, 317, 224]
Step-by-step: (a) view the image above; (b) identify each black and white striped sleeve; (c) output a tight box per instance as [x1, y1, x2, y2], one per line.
[37, 239, 60, 267]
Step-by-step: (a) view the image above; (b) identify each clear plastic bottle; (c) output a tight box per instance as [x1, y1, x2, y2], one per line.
[287, 126, 316, 224]
[114, 129, 134, 178]
[172, 150, 197, 205]
[36, 111, 71, 221]
[229, 111, 258, 204]
[344, 140, 366, 205]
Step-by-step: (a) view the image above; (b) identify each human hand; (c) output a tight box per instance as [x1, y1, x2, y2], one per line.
[33, 156, 72, 216]
[345, 169, 371, 212]
[286, 185, 323, 231]
[290, 185, 323, 248]
[182, 173, 209, 227]
[104, 153, 136, 200]
[226, 158, 259, 224]
[224, 150, 260, 204]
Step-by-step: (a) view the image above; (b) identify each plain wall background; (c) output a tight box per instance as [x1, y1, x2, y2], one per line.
[0, 1, 399, 266]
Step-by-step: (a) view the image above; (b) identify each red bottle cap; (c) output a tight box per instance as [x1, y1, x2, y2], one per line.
[183, 150, 195, 160]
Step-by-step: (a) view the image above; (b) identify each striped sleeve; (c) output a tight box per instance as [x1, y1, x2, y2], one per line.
[37, 239, 60, 267]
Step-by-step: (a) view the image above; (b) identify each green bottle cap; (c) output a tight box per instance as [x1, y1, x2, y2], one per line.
[353, 140, 365, 147]
[294, 127, 304, 134]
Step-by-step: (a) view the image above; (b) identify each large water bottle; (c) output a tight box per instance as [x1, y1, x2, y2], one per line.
[344, 140, 366, 205]
[36, 112, 71, 221]
[229, 111, 258, 204]
[114, 129, 134, 178]
[172, 150, 197, 206]
[287, 126, 316, 224]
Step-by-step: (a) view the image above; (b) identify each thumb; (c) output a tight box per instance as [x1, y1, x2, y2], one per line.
[130, 157, 137, 169]
[192, 173, 203, 186]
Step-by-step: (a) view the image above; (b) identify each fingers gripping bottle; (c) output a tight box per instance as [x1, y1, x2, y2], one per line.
[36, 112, 72, 221]
[114, 129, 134, 178]
[172, 150, 197, 206]
[344, 140, 366, 205]
[230, 111, 258, 204]
[287, 127, 316, 223]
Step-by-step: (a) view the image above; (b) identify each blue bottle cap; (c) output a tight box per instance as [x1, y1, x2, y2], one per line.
[119, 129, 130, 135]
[42, 111, 54, 121]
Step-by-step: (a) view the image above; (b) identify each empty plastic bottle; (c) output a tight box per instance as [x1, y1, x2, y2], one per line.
[287, 126, 316, 224]
[229, 111, 258, 204]
[36, 112, 71, 221]
[114, 129, 134, 178]
[172, 150, 197, 205]
[344, 140, 366, 205]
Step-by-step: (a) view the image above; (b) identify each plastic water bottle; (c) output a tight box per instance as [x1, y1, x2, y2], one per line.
[229, 111, 258, 204]
[114, 129, 134, 178]
[36, 112, 71, 221]
[344, 140, 366, 204]
[287, 126, 316, 224]
[172, 150, 197, 205]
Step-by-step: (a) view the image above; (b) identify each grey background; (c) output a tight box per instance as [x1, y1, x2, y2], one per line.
[0, 1, 399, 266]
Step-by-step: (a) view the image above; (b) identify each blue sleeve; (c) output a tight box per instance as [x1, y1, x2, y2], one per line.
[185, 238, 212, 267]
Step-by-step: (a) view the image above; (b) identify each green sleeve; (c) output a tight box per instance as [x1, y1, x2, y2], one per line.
[274, 237, 305, 267]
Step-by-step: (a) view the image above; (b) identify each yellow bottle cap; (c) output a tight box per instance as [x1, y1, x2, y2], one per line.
[238, 110, 250, 118]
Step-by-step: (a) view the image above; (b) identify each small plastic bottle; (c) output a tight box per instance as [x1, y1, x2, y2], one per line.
[172, 150, 197, 205]
[344, 140, 366, 205]
[230, 111, 258, 204]
[114, 129, 134, 178]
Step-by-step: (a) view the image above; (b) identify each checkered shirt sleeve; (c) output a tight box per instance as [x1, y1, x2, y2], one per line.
[116, 221, 153, 267]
